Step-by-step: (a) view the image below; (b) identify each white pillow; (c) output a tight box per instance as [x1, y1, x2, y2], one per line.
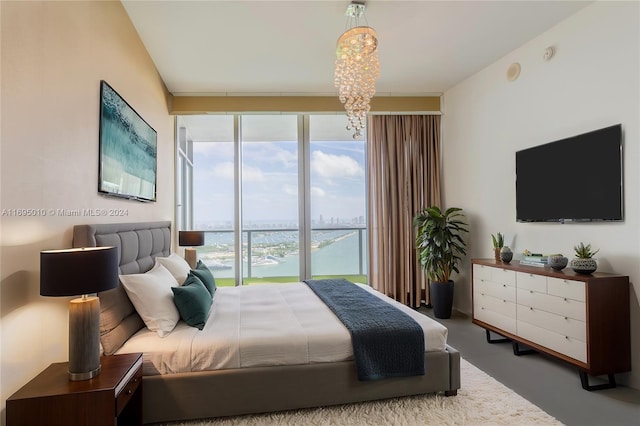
[120, 263, 180, 337]
[155, 253, 191, 284]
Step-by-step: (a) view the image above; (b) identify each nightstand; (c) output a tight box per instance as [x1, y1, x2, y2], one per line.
[7, 352, 143, 426]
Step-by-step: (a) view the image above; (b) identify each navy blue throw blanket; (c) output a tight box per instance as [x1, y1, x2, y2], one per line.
[304, 278, 425, 381]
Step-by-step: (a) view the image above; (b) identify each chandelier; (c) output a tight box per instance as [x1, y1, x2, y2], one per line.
[334, 1, 380, 139]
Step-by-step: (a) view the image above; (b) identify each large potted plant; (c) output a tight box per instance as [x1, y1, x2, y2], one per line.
[414, 206, 468, 319]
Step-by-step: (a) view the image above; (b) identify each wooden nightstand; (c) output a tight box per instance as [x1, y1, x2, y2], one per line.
[7, 352, 143, 426]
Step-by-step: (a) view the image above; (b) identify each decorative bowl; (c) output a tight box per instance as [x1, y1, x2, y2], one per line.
[547, 255, 568, 270]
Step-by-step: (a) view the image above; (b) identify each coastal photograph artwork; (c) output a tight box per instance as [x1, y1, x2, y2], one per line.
[99, 81, 157, 202]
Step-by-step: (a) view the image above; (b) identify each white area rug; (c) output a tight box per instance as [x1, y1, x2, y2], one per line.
[156, 359, 562, 425]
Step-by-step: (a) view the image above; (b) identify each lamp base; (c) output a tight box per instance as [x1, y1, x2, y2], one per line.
[69, 365, 101, 381]
[68, 296, 101, 381]
[184, 247, 198, 269]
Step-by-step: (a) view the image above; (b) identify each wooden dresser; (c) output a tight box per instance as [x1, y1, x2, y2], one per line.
[471, 259, 630, 390]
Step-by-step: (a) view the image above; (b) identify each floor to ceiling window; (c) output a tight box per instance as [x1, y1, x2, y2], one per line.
[177, 114, 367, 286]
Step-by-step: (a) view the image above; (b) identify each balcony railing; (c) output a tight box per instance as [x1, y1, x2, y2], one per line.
[194, 227, 367, 285]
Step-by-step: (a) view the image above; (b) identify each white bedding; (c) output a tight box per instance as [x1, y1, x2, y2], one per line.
[116, 282, 448, 376]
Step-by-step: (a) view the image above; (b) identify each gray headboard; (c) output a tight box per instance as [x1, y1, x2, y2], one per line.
[72, 221, 172, 354]
[73, 221, 171, 274]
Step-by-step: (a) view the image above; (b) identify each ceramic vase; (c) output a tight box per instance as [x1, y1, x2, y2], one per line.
[500, 246, 513, 263]
[548, 255, 568, 270]
[571, 258, 597, 274]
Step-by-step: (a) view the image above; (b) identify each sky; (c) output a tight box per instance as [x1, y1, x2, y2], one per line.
[191, 115, 366, 229]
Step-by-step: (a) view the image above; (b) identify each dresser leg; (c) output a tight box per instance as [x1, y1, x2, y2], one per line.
[512, 341, 536, 356]
[579, 371, 616, 391]
[485, 329, 510, 344]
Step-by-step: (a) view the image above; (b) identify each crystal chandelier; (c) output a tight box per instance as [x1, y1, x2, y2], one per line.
[334, 1, 380, 139]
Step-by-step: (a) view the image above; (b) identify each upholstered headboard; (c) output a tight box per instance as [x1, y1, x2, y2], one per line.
[72, 221, 172, 354]
[73, 221, 171, 273]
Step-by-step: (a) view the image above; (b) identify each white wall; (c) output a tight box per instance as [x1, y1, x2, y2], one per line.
[0, 1, 174, 420]
[442, 1, 639, 389]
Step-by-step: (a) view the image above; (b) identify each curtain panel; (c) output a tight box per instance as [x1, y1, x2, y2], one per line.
[367, 115, 441, 307]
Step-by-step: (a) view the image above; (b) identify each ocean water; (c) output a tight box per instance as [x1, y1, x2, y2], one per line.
[197, 229, 367, 279]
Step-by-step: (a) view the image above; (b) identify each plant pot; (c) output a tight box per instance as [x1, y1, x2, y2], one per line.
[571, 258, 597, 274]
[493, 247, 501, 261]
[430, 280, 454, 319]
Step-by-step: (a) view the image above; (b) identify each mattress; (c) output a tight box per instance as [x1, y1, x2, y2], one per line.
[116, 282, 448, 376]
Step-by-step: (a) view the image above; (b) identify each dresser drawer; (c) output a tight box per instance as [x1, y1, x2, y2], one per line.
[517, 320, 587, 362]
[474, 279, 516, 303]
[473, 264, 492, 281]
[475, 292, 516, 319]
[475, 305, 517, 335]
[116, 364, 142, 416]
[547, 277, 585, 302]
[517, 304, 586, 341]
[490, 267, 517, 287]
[517, 289, 586, 321]
[516, 272, 547, 293]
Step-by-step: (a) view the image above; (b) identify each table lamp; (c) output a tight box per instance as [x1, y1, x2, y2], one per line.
[40, 246, 118, 381]
[179, 231, 205, 268]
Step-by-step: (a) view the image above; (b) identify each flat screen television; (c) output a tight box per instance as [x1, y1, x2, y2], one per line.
[516, 124, 623, 222]
[98, 80, 157, 202]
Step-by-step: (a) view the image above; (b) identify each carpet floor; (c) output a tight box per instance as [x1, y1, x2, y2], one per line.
[154, 358, 563, 425]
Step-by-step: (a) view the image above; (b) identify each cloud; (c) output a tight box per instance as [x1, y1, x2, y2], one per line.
[212, 162, 265, 182]
[311, 187, 326, 197]
[311, 151, 364, 178]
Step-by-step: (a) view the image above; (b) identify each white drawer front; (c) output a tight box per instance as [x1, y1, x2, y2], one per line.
[516, 272, 547, 293]
[475, 293, 516, 319]
[517, 289, 586, 321]
[547, 277, 585, 302]
[517, 321, 587, 362]
[517, 304, 586, 341]
[491, 268, 517, 287]
[475, 307, 517, 335]
[474, 279, 516, 303]
[473, 264, 492, 281]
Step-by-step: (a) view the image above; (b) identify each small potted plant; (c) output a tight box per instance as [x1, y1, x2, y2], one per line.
[571, 242, 599, 274]
[491, 232, 504, 261]
[414, 206, 468, 319]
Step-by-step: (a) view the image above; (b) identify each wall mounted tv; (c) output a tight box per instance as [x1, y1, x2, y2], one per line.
[516, 124, 623, 223]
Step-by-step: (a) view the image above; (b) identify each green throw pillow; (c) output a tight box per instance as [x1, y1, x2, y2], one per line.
[192, 260, 216, 297]
[171, 273, 212, 330]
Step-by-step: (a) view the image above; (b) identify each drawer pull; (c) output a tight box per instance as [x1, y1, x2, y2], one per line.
[530, 290, 533, 294]
[564, 316, 568, 320]
[565, 336, 569, 340]
[503, 284, 506, 287]
[127, 389, 133, 395]
[564, 297, 567, 301]
[502, 300, 506, 303]
[529, 307, 533, 311]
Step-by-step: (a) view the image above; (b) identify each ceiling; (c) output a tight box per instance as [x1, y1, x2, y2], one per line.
[122, 1, 591, 96]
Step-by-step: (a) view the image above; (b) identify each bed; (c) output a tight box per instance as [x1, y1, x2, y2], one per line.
[73, 221, 460, 424]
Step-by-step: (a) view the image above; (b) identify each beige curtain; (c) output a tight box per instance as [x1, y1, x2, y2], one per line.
[367, 115, 441, 307]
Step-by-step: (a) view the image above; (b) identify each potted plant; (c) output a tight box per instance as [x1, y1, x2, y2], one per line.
[571, 242, 599, 274]
[414, 206, 468, 319]
[491, 232, 504, 261]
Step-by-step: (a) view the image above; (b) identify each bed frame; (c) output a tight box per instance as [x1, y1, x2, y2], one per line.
[73, 221, 460, 424]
